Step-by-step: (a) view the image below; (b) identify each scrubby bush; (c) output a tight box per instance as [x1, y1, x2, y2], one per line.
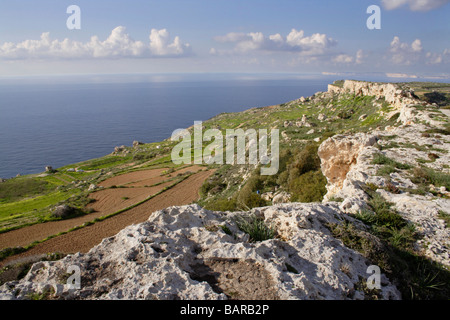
[289, 170, 327, 202]
[290, 143, 321, 176]
[205, 198, 237, 212]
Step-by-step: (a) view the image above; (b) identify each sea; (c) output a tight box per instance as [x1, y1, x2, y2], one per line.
[0, 73, 440, 179]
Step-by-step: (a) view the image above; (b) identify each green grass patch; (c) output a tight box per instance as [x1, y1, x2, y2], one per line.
[437, 210, 450, 228]
[78, 155, 132, 171]
[410, 166, 450, 190]
[235, 214, 276, 242]
[0, 178, 54, 203]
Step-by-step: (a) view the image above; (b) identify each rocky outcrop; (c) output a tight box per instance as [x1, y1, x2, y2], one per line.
[318, 122, 450, 267]
[328, 80, 421, 110]
[0, 204, 400, 300]
[318, 133, 378, 201]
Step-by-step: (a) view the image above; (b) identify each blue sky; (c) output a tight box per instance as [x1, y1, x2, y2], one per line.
[0, 0, 449, 78]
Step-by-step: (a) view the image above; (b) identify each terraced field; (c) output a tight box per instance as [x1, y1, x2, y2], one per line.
[0, 165, 212, 267]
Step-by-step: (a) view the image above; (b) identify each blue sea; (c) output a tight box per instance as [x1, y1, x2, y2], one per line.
[0, 73, 427, 179]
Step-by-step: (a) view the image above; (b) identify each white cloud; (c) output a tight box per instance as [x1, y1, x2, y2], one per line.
[0, 26, 191, 60]
[426, 48, 450, 64]
[149, 29, 190, 56]
[381, 0, 450, 11]
[387, 36, 449, 66]
[212, 29, 336, 56]
[356, 49, 365, 64]
[332, 54, 354, 64]
[389, 36, 423, 64]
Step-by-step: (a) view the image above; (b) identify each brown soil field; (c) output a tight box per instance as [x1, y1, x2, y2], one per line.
[98, 168, 168, 188]
[0, 166, 207, 250]
[0, 168, 214, 268]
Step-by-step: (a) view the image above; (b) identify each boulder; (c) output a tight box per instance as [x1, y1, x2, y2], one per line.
[51, 205, 78, 219]
[272, 191, 291, 204]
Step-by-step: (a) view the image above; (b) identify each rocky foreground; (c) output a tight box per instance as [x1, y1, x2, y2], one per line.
[1, 80, 449, 300]
[0, 203, 401, 300]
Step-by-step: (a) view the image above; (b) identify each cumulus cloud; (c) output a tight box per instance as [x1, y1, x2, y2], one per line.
[212, 29, 336, 56]
[0, 26, 191, 60]
[381, 0, 450, 11]
[387, 36, 449, 66]
[389, 36, 423, 64]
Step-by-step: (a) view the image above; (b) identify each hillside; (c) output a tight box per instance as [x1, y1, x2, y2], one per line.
[0, 80, 449, 300]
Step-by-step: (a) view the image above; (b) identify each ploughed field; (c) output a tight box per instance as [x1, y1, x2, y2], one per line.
[0, 165, 212, 267]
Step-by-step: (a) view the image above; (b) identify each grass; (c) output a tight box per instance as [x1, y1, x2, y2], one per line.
[234, 214, 276, 242]
[437, 210, 450, 228]
[371, 153, 412, 170]
[0, 178, 54, 203]
[371, 153, 412, 177]
[77, 155, 132, 171]
[342, 185, 450, 299]
[410, 166, 450, 191]
[0, 189, 80, 221]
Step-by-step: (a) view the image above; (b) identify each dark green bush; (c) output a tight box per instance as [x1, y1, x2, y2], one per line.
[289, 170, 327, 203]
[205, 198, 237, 212]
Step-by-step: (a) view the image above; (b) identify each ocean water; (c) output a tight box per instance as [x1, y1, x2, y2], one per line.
[0, 73, 400, 179]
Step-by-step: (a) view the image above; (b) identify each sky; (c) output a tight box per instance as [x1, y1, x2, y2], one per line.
[0, 0, 449, 78]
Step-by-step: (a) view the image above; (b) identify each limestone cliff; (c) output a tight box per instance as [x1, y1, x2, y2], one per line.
[1, 80, 449, 300]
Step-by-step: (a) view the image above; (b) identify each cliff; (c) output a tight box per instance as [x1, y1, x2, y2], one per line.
[1, 80, 449, 300]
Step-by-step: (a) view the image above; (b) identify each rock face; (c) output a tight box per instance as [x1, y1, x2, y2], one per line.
[0, 204, 400, 300]
[328, 80, 421, 110]
[318, 124, 450, 267]
[318, 133, 378, 200]
[272, 191, 291, 204]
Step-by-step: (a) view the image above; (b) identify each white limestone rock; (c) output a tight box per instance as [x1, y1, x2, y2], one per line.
[0, 204, 401, 300]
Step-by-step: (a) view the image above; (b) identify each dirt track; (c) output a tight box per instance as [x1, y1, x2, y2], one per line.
[0, 167, 213, 267]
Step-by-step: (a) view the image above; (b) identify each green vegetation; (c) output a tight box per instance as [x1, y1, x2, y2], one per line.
[199, 142, 327, 211]
[438, 210, 450, 228]
[334, 184, 450, 300]
[410, 166, 450, 191]
[77, 155, 132, 171]
[371, 153, 412, 177]
[0, 178, 53, 203]
[235, 214, 276, 242]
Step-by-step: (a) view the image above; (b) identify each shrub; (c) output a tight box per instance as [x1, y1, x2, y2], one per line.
[290, 143, 321, 175]
[205, 198, 237, 212]
[200, 176, 227, 197]
[237, 187, 267, 210]
[289, 170, 327, 202]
